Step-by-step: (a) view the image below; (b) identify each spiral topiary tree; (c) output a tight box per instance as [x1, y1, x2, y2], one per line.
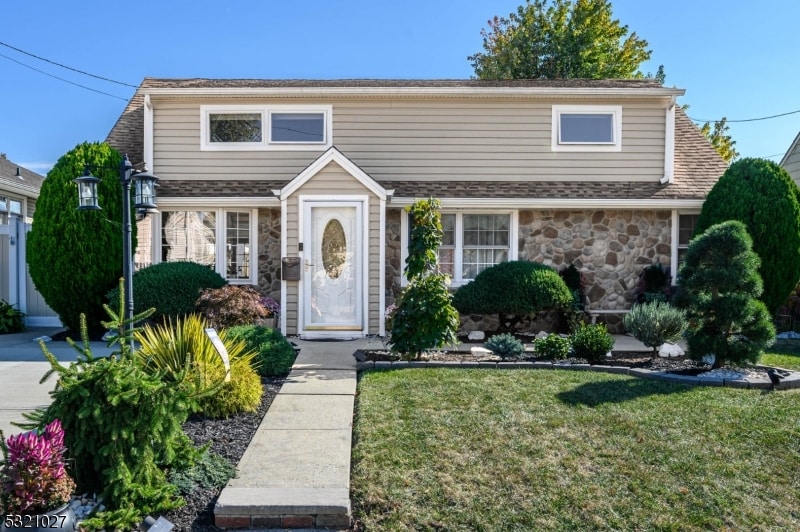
[695, 158, 800, 314]
[27, 142, 132, 334]
[676, 220, 775, 368]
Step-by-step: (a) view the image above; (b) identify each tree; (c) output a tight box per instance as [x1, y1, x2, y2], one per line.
[27, 142, 133, 333]
[676, 221, 774, 368]
[469, 0, 651, 80]
[694, 158, 800, 315]
[388, 199, 459, 358]
[700, 117, 738, 163]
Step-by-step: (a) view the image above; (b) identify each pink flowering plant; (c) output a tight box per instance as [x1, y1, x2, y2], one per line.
[0, 419, 76, 515]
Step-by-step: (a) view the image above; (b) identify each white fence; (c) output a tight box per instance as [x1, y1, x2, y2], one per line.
[0, 216, 61, 327]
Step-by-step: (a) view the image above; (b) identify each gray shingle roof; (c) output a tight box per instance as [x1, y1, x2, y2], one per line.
[0, 155, 45, 194]
[107, 78, 726, 202]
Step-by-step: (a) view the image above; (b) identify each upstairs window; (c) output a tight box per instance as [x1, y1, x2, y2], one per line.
[201, 105, 331, 150]
[552, 105, 622, 152]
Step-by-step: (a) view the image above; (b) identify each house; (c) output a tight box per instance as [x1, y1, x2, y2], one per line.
[780, 131, 800, 186]
[105, 78, 726, 338]
[0, 155, 58, 325]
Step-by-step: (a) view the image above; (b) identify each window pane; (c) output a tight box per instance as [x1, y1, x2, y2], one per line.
[8, 200, 21, 215]
[560, 113, 613, 143]
[678, 214, 699, 246]
[441, 214, 456, 246]
[271, 113, 325, 142]
[226, 212, 250, 279]
[438, 247, 454, 277]
[209, 113, 262, 143]
[461, 214, 510, 280]
[162, 211, 216, 266]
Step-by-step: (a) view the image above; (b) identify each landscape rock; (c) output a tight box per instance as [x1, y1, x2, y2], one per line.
[468, 331, 486, 341]
[658, 343, 685, 358]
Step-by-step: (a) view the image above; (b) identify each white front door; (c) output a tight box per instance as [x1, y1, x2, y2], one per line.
[302, 201, 364, 335]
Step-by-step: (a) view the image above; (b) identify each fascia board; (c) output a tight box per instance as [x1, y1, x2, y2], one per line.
[389, 197, 704, 210]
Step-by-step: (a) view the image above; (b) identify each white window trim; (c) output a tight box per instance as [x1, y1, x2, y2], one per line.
[200, 104, 332, 151]
[153, 207, 259, 284]
[400, 209, 518, 288]
[551, 105, 622, 152]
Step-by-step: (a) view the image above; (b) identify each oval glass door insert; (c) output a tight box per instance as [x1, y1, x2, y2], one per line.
[322, 219, 347, 279]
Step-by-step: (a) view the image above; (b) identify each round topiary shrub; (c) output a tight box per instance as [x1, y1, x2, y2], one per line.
[453, 260, 574, 317]
[107, 261, 226, 322]
[695, 158, 800, 314]
[196, 358, 263, 419]
[226, 325, 297, 377]
[570, 323, 614, 364]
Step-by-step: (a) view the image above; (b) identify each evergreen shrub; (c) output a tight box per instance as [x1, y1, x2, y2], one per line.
[107, 261, 226, 322]
[485, 333, 525, 359]
[0, 300, 26, 333]
[226, 325, 296, 377]
[453, 260, 573, 316]
[570, 323, 614, 364]
[535, 333, 571, 359]
[695, 158, 800, 313]
[27, 142, 129, 333]
[676, 220, 775, 367]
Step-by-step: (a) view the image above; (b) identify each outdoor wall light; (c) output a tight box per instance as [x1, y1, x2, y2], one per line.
[73, 154, 160, 333]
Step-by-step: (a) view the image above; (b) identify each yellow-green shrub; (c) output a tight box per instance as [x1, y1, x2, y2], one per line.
[196, 360, 263, 418]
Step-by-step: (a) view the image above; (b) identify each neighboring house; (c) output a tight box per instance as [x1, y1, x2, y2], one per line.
[0, 155, 58, 325]
[106, 78, 726, 338]
[780, 131, 800, 186]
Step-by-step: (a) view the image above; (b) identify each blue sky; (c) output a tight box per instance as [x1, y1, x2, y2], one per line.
[1, 0, 798, 174]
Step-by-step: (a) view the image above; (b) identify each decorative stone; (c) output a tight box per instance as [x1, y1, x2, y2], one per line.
[471, 346, 492, 355]
[468, 330, 485, 341]
[658, 343, 685, 358]
[702, 354, 716, 366]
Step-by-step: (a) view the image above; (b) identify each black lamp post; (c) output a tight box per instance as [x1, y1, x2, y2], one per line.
[74, 154, 159, 334]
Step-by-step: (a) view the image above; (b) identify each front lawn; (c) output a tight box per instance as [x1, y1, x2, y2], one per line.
[351, 368, 800, 531]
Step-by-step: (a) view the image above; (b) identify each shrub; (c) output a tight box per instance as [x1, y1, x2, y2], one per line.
[623, 301, 687, 357]
[195, 285, 270, 330]
[695, 158, 800, 314]
[453, 261, 573, 320]
[390, 199, 459, 358]
[676, 220, 775, 367]
[485, 333, 525, 359]
[107, 261, 226, 323]
[636, 262, 672, 303]
[134, 314, 262, 417]
[196, 359, 263, 418]
[226, 325, 296, 377]
[559, 264, 586, 332]
[535, 333, 571, 359]
[27, 142, 129, 333]
[168, 449, 235, 496]
[0, 300, 26, 334]
[570, 323, 614, 364]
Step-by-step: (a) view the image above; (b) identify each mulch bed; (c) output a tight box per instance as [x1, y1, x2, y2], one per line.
[163, 377, 284, 532]
[354, 348, 715, 375]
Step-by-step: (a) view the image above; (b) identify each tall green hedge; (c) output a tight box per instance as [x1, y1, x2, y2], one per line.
[695, 158, 800, 314]
[27, 142, 131, 333]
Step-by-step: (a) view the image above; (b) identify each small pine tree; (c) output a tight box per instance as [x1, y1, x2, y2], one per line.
[27, 142, 132, 333]
[389, 199, 459, 358]
[676, 220, 775, 368]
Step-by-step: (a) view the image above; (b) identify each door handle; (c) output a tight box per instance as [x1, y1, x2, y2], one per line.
[305, 259, 314, 271]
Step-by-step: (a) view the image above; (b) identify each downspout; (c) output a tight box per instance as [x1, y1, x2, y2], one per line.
[660, 96, 677, 185]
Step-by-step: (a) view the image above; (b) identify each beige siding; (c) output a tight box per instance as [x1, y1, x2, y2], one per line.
[783, 143, 800, 186]
[0, 234, 8, 302]
[151, 97, 666, 183]
[284, 162, 381, 335]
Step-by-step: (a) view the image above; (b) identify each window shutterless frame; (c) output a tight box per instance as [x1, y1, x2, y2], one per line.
[201, 105, 332, 151]
[551, 105, 622, 152]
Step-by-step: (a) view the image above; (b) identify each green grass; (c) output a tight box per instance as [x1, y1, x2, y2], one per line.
[763, 340, 800, 370]
[352, 368, 800, 531]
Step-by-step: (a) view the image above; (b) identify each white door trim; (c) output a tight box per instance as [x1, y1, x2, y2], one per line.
[298, 195, 369, 338]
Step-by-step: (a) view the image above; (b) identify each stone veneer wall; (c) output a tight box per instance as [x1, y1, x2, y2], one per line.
[257, 208, 282, 302]
[519, 209, 672, 320]
[385, 208, 403, 307]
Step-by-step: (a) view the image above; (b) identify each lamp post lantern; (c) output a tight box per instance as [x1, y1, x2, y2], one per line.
[74, 154, 159, 335]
